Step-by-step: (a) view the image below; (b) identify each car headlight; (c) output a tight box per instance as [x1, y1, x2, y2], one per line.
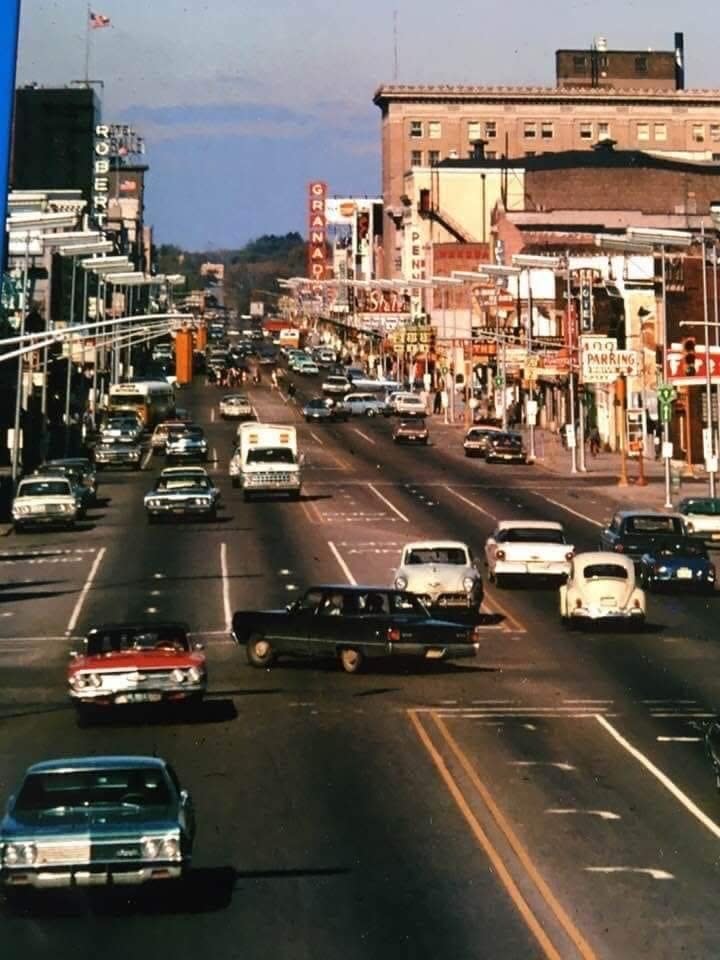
[187, 666, 203, 683]
[657, 566, 668, 574]
[88, 673, 102, 688]
[3, 842, 37, 866]
[171, 668, 187, 683]
[160, 836, 180, 860]
[129, 450, 140, 459]
[394, 575, 408, 590]
[142, 838, 161, 859]
[70, 674, 87, 689]
[462, 576, 475, 592]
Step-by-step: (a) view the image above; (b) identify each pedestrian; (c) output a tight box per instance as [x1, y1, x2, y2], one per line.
[433, 387, 443, 414]
[588, 425, 601, 457]
[207, 367, 217, 386]
[271, 370, 278, 391]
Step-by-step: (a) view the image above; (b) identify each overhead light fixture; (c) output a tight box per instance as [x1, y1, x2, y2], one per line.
[627, 227, 693, 247]
[512, 254, 563, 269]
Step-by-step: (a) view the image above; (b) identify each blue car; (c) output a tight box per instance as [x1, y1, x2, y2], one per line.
[1, 756, 195, 895]
[637, 539, 716, 594]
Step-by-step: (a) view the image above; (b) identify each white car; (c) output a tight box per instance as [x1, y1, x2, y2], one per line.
[485, 520, 574, 586]
[12, 476, 78, 532]
[296, 360, 320, 376]
[322, 375, 351, 396]
[393, 541, 484, 614]
[219, 394, 254, 420]
[391, 392, 427, 417]
[677, 497, 720, 542]
[560, 552, 646, 627]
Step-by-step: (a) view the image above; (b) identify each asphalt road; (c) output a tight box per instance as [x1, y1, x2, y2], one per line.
[3, 367, 720, 959]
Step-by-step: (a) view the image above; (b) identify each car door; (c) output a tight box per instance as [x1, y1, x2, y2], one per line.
[305, 589, 351, 658]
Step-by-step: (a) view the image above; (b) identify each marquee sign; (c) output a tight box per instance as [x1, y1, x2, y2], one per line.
[307, 181, 327, 282]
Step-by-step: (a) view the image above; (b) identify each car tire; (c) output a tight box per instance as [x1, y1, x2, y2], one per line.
[366, 409, 376, 417]
[12, 523, 24, 535]
[339, 647, 364, 674]
[246, 634, 275, 668]
[305, 416, 312, 423]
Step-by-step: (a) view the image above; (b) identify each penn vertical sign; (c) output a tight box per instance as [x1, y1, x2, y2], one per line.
[307, 181, 328, 281]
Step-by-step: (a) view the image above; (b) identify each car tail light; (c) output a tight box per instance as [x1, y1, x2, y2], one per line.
[565, 551, 574, 561]
[496, 549, 506, 561]
[576, 598, 583, 608]
[614, 544, 624, 553]
[633, 598, 641, 608]
[387, 628, 401, 643]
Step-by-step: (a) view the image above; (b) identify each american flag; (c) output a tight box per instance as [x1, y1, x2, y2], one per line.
[89, 11, 111, 29]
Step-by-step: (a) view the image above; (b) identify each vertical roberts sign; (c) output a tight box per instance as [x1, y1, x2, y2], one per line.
[0, 1, 23, 272]
[307, 181, 327, 281]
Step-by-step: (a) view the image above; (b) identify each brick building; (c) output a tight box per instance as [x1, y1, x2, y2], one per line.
[374, 34, 720, 275]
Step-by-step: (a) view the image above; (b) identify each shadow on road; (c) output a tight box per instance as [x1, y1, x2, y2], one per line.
[76, 697, 238, 728]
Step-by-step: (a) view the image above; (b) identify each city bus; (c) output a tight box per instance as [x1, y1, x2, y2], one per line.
[108, 380, 176, 428]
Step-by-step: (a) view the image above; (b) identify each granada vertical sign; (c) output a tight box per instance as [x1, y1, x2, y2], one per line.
[307, 181, 327, 282]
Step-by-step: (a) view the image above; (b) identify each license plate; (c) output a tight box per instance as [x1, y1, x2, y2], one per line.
[503, 454, 513, 459]
[173, 507, 185, 513]
[425, 649, 445, 659]
[676, 568, 693, 579]
[600, 598, 618, 607]
[115, 692, 162, 704]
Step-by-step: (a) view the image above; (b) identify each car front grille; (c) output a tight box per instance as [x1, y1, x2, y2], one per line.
[37, 840, 91, 865]
[247, 472, 294, 485]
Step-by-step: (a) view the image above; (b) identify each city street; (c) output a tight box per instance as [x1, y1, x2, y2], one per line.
[2, 373, 720, 959]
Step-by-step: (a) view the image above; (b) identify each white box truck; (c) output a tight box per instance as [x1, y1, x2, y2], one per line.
[230, 423, 303, 500]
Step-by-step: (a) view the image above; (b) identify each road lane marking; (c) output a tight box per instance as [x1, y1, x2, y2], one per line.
[65, 547, 106, 636]
[367, 483, 409, 523]
[409, 711, 589, 960]
[510, 761, 576, 772]
[353, 428, 376, 445]
[596, 714, 720, 841]
[444, 485, 498, 522]
[482, 588, 527, 634]
[211, 407, 216, 422]
[657, 736, 702, 743]
[141, 448, 153, 469]
[532, 494, 603, 529]
[310, 431, 324, 446]
[431, 712, 598, 960]
[546, 809, 621, 821]
[220, 542, 232, 632]
[584, 867, 673, 881]
[328, 540, 357, 585]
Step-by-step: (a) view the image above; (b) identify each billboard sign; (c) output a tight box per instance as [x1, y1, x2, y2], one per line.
[580, 336, 640, 384]
[307, 181, 328, 281]
[666, 342, 720, 386]
[354, 289, 410, 316]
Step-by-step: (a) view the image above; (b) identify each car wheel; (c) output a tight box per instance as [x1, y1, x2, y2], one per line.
[246, 634, 275, 668]
[339, 648, 364, 674]
[305, 416, 312, 423]
[12, 523, 24, 535]
[366, 409, 376, 417]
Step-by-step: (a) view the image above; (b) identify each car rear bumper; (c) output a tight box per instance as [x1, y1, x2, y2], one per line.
[389, 642, 479, 660]
[569, 607, 643, 621]
[495, 561, 570, 577]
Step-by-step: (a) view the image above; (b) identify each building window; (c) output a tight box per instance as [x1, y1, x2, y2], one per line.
[541, 121, 554, 139]
[410, 150, 423, 167]
[428, 150, 440, 165]
[654, 123, 667, 141]
[410, 120, 423, 139]
[635, 55, 648, 74]
[573, 55, 587, 71]
[467, 121, 481, 141]
[598, 121, 611, 140]
[637, 122, 650, 141]
[428, 121, 441, 140]
[693, 123, 705, 143]
[525, 151, 536, 157]
[523, 122, 536, 139]
[486, 150, 497, 160]
[598, 54, 609, 70]
[485, 121, 497, 138]
[711, 124, 720, 141]
[579, 122, 593, 140]
[713, 153, 720, 162]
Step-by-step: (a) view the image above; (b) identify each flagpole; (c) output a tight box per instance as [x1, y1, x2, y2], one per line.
[84, 4, 91, 85]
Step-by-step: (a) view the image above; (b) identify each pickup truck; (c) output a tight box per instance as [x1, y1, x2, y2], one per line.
[485, 520, 574, 586]
[232, 585, 480, 673]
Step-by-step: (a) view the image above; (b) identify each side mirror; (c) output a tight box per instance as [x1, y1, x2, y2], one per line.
[69, 650, 79, 659]
[179, 789, 191, 806]
[193, 641, 204, 651]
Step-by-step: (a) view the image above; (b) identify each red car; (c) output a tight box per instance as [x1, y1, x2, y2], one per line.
[68, 622, 206, 720]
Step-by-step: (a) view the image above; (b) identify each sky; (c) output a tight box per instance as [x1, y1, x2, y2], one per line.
[14, 0, 720, 251]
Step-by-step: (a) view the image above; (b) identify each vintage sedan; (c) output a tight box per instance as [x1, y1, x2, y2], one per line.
[68, 623, 206, 714]
[485, 432, 528, 464]
[165, 426, 208, 464]
[599, 511, 688, 561]
[393, 541, 483, 618]
[637, 539, 715, 593]
[159, 466, 220, 504]
[390, 392, 427, 418]
[343, 393, 390, 418]
[100, 416, 144, 445]
[559, 552, 646, 627]
[218, 393, 254, 420]
[12, 476, 78, 532]
[677, 497, 720, 543]
[303, 396, 350, 422]
[145, 474, 218, 522]
[321, 375, 351, 397]
[463, 426, 503, 458]
[232, 586, 480, 673]
[43, 457, 98, 502]
[296, 359, 320, 376]
[93, 439, 143, 470]
[393, 419, 429, 444]
[485, 520, 574, 586]
[34, 464, 92, 517]
[0, 755, 195, 893]
[151, 420, 188, 452]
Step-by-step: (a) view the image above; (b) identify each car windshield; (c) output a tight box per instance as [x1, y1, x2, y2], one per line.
[156, 478, 210, 492]
[492, 434, 522, 446]
[18, 480, 71, 497]
[682, 500, 720, 516]
[583, 564, 629, 581]
[15, 768, 172, 812]
[247, 448, 295, 464]
[406, 547, 469, 565]
[85, 626, 190, 656]
[499, 528, 565, 544]
[627, 516, 685, 535]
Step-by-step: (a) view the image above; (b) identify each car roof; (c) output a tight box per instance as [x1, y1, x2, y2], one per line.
[496, 520, 564, 530]
[573, 551, 635, 570]
[27, 756, 168, 775]
[19, 474, 71, 484]
[402, 540, 470, 551]
[87, 621, 189, 635]
[161, 466, 207, 475]
[46, 458, 91, 467]
[613, 510, 685, 521]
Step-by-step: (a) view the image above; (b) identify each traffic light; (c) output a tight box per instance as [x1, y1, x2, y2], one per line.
[683, 337, 696, 376]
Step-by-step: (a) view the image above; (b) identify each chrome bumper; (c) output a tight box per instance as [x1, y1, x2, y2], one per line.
[3, 864, 183, 888]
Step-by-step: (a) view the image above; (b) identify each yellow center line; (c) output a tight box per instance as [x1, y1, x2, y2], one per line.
[483, 587, 527, 634]
[408, 709, 563, 960]
[432, 712, 598, 960]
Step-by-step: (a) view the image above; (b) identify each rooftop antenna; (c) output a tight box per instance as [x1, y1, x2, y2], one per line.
[393, 10, 399, 82]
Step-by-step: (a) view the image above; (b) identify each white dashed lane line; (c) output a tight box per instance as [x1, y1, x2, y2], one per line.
[327, 540, 357, 585]
[532, 493, 604, 529]
[366, 483, 409, 523]
[443, 486, 498, 522]
[352, 428, 376, 445]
